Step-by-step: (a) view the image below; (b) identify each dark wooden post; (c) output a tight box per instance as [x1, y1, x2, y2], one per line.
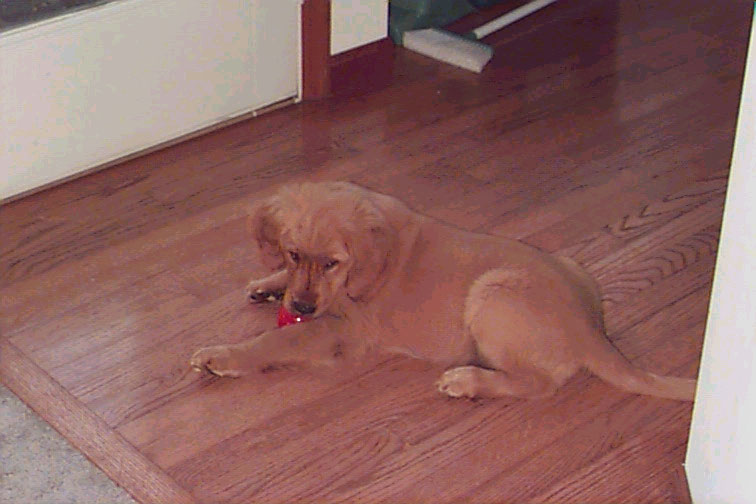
[301, 0, 331, 100]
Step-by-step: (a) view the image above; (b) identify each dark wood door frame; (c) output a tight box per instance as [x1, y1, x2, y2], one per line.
[301, 0, 394, 100]
[301, 0, 331, 100]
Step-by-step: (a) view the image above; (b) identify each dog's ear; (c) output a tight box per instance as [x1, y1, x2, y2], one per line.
[345, 205, 396, 301]
[247, 197, 284, 270]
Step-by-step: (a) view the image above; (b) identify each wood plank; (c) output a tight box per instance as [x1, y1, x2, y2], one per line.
[400, 397, 693, 504]
[8, 216, 255, 364]
[0, 339, 197, 504]
[529, 411, 691, 503]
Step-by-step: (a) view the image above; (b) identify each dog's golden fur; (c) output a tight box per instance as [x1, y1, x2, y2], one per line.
[191, 182, 695, 401]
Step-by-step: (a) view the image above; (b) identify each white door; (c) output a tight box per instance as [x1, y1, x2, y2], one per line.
[684, 8, 756, 503]
[0, 0, 300, 201]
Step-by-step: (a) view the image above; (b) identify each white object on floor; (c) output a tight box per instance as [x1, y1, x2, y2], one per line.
[403, 28, 494, 73]
[402, 0, 559, 73]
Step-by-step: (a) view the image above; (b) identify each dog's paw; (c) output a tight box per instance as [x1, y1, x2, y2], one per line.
[190, 346, 246, 378]
[436, 367, 479, 399]
[246, 284, 284, 304]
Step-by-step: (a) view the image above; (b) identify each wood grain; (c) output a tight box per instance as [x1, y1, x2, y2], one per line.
[0, 340, 197, 504]
[0, 0, 751, 502]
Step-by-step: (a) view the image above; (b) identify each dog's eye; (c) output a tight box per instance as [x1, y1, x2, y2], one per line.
[288, 251, 300, 263]
[324, 259, 339, 271]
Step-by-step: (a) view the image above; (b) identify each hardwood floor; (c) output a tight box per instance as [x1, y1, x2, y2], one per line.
[1, 0, 750, 502]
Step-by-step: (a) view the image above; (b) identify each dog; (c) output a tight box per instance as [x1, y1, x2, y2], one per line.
[190, 182, 696, 401]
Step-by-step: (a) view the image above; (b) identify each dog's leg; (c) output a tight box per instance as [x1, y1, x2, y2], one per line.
[246, 270, 287, 303]
[190, 319, 345, 377]
[445, 267, 584, 400]
[436, 365, 558, 399]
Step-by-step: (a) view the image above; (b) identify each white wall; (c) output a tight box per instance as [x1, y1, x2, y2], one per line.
[685, 12, 756, 504]
[330, 0, 388, 55]
[0, 0, 300, 201]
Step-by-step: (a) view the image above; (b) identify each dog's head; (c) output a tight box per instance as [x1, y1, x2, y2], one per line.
[248, 182, 395, 318]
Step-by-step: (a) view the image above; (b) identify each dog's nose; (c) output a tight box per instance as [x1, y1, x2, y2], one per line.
[292, 300, 316, 315]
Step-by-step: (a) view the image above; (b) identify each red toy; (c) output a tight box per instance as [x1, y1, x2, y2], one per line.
[277, 305, 310, 327]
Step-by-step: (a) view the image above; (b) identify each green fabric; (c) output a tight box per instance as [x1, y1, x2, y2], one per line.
[469, 0, 508, 7]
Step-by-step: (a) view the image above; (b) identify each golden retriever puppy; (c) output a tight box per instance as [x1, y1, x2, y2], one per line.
[190, 182, 695, 401]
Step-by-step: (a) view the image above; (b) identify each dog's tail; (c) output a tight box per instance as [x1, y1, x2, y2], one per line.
[584, 336, 696, 401]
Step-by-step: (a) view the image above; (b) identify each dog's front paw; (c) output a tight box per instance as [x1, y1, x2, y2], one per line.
[436, 367, 479, 398]
[190, 346, 246, 378]
[245, 284, 284, 304]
